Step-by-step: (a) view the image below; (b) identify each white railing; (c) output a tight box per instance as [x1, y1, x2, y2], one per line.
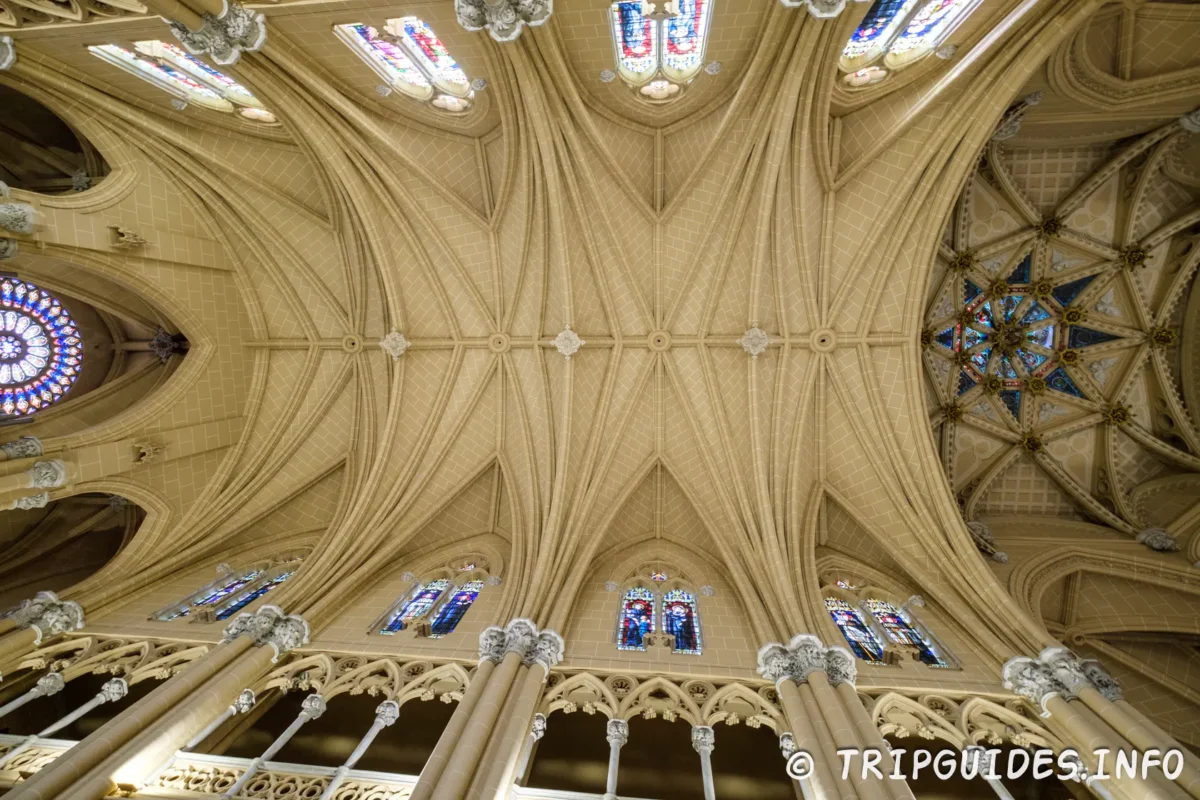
[0, 732, 76, 786]
[151, 751, 418, 798]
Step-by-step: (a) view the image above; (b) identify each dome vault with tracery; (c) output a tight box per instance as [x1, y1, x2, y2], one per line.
[0, 0, 1198, 799]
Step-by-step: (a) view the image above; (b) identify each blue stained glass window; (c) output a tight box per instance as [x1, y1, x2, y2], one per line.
[826, 597, 886, 662]
[969, 348, 989, 372]
[1006, 254, 1032, 284]
[1017, 349, 1047, 372]
[216, 572, 294, 620]
[963, 280, 982, 304]
[381, 579, 450, 633]
[618, 587, 655, 650]
[1052, 275, 1098, 307]
[1025, 326, 1055, 348]
[958, 373, 976, 395]
[0, 280, 83, 416]
[662, 589, 702, 655]
[429, 580, 483, 637]
[999, 295, 1022, 322]
[888, 0, 975, 59]
[335, 18, 472, 109]
[974, 302, 994, 329]
[963, 327, 986, 348]
[935, 327, 955, 349]
[662, 0, 709, 74]
[1067, 326, 1120, 349]
[864, 599, 946, 667]
[1045, 367, 1085, 398]
[998, 390, 1021, 420]
[998, 357, 1017, 379]
[398, 17, 470, 91]
[1020, 302, 1052, 324]
[842, 0, 919, 61]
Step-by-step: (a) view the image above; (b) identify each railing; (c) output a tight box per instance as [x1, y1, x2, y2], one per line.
[150, 752, 418, 798]
[513, 787, 658, 800]
[0, 732, 76, 787]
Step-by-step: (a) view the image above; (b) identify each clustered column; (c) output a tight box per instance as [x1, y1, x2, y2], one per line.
[757, 635, 916, 800]
[1004, 647, 1200, 800]
[604, 717, 628, 800]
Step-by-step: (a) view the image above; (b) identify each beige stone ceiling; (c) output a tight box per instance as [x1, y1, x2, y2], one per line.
[0, 0, 1197, 693]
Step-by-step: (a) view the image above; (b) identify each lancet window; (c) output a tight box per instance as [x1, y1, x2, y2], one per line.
[88, 41, 275, 122]
[335, 18, 475, 111]
[615, 569, 704, 655]
[825, 597, 886, 663]
[839, 0, 981, 86]
[863, 599, 948, 667]
[380, 578, 451, 633]
[618, 587, 655, 650]
[151, 555, 302, 622]
[607, 0, 713, 100]
[662, 588, 702, 655]
[429, 580, 484, 637]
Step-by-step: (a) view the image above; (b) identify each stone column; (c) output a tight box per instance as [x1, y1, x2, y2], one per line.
[514, 712, 546, 785]
[0, 591, 84, 674]
[469, 622, 565, 799]
[964, 747, 1015, 800]
[828, 655, 914, 800]
[0, 672, 65, 721]
[0, 678, 128, 768]
[319, 700, 400, 800]
[692, 725, 716, 800]
[806, 657, 887, 800]
[0, 459, 68, 511]
[219, 693, 326, 799]
[604, 717, 628, 800]
[181, 689, 257, 752]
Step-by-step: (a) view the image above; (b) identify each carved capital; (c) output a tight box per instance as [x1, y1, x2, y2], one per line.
[11, 492, 50, 510]
[755, 642, 793, 685]
[606, 717, 629, 747]
[0, 36, 13, 71]
[168, 1, 266, 65]
[232, 688, 257, 714]
[1136, 527, 1179, 552]
[528, 629, 565, 671]
[0, 238, 16, 260]
[531, 712, 547, 741]
[1079, 659, 1122, 702]
[824, 647, 857, 687]
[1038, 647, 1089, 697]
[455, 0, 551, 42]
[779, 732, 796, 759]
[98, 678, 129, 703]
[375, 700, 400, 726]
[788, 634, 828, 682]
[691, 725, 715, 754]
[11, 591, 85, 644]
[0, 201, 35, 236]
[221, 604, 310, 661]
[300, 693, 326, 719]
[26, 459, 67, 489]
[1002, 656, 1063, 714]
[479, 625, 507, 663]
[1, 436, 43, 460]
[34, 672, 65, 697]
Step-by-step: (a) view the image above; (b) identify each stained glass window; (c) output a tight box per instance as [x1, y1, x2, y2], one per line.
[0, 280, 82, 416]
[335, 18, 473, 110]
[926, 259, 1126, 422]
[618, 587, 655, 650]
[838, 0, 981, 79]
[825, 597, 885, 663]
[381, 579, 451, 633]
[216, 571, 295, 620]
[429, 580, 484, 637]
[662, 589, 701, 654]
[88, 42, 273, 121]
[864, 599, 947, 667]
[650, 571, 668, 581]
[160, 570, 264, 621]
[607, 0, 712, 95]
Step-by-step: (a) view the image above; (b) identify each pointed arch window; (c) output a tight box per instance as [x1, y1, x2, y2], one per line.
[215, 570, 295, 619]
[863, 599, 947, 667]
[380, 579, 451, 634]
[617, 587, 655, 650]
[825, 597, 885, 663]
[429, 580, 484, 637]
[662, 588, 701, 655]
[88, 42, 274, 122]
[839, 0, 981, 84]
[335, 18, 474, 112]
[155, 569, 265, 621]
[607, 0, 713, 100]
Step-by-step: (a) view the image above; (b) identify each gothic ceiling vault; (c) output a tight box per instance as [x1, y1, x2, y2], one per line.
[0, 0, 1197, 744]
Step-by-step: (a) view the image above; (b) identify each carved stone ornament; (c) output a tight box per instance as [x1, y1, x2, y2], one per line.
[935, 43, 958, 60]
[479, 625, 508, 663]
[1, 436, 42, 460]
[606, 717, 629, 747]
[400, 571, 416, 582]
[1079, 659, 1122, 702]
[0, 200, 35, 235]
[529, 629, 566, 671]
[0, 238, 16, 260]
[604, 580, 619, 592]
[699, 585, 715, 596]
[149, 328, 182, 362]
[108, 495, 129, 512]
[963, 746, 995, 774]
[171, 98, 189, 111]
[375, 700, 401, 726]
[738, 327, 769, 358]
[167, 1, 267, 66]
[232, 688, 257, 713]
[1180, 108, 1200, 134]
[776, 0, 853, 18]
[966, 520, 1008, 563]
[1001, 656, 1063, 715]
[26, 459, 67, 489]
[300, 693, 327, 719]
[992, 92, 1043, 142]
[34, 672, 66, 697]
[824, 647, 857, 687]
[99, 677, 129, 703]
[531, 712, 547, 740]
[221, 604, 311, 661]
[11, 590, 85, 644]
[455, 0, 551, 42]
[0, 35, 14, 71]
[1037, 646, 1090, 697]
[1136, 527, 1179, 552]
[599, 69, 616, 83]
[134, 441, 166, 465]
[779, 732, 796, 759]
[72, 170, 91, 193]
[552, 325, 584, 360]
[691, 725, 715, 753]
[12, 492, 49, 510]
[380, 329, 411, 360]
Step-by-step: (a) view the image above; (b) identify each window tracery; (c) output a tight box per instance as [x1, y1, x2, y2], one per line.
[334, 18, 474, 112]
[838, 0, 981, 85]
[380, 578, 451, 633]
[607, 0, 713, 100]
[87, 42, 275, 122]
[0, 280, 82, 416]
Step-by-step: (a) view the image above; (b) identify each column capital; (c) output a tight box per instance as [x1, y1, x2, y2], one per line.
[27, 459, 68, 489]
[34, 672, 65, 697]
[479, 626, 507, 663]
[497, 618, 565, 671]
[167, 1, 266, 66]
[375, 700, 400, 726]
[824, 647, 857, 687]
[691, 725, 715, 754]
[300, 693, 326, 720]
[606, 717, 629, 747]
[779, 732, 796, 759]
[98, 678, 129, 703]
[221, 604, 310, 661]
[232, 688, 257, 714]
[1079, 658, 1123, 702]
[455, 0, 550, 42]
[11, 591, 85, 644]
[1, 436, 42, 460]
[0, 199, 35, 236]
[1038, 646, 1091, 696]
[757, 634, 848, 687]
[1002, 656, 1064, 714]
[531, 712, 547, 741]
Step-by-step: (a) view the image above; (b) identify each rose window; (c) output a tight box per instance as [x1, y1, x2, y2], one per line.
[0, 279, 83, 415]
